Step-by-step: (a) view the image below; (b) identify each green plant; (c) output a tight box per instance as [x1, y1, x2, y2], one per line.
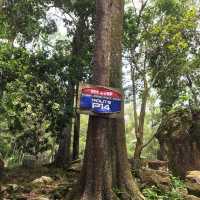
[6, 148, 24, 168]
[143, 176, 185, 200]
[143, 186, 160, 200]
[171, 176, 185, 189]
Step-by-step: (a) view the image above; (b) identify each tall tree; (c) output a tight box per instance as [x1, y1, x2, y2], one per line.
[124, 0, 199, 162]
[72, 11, 93, 161]
[66, 0, 144, 199]
[52, 0, 94, 165]
[109, 0, 144, 199]
[124, 0, 153, 163]
[54, 12, 92, 165]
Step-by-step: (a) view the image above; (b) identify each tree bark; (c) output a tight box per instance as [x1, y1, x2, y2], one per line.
[133, 77, 148, 161]
[109, 0, 144, 199]
[131, 67, 138, 134]
[66, 0, 112, 198]
[186, 75, 199, 107]
[54, 124, 72, 167]
[71, 14, 89, 160]
[66, 0, 144, 199]
[72, 84, 80, 160]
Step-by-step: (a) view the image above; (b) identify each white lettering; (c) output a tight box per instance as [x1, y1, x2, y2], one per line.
[104, 104, 110, 111]
[92, 103, 101, 109]
[92, 98, 111, 105]
[92, 102, 111, 111]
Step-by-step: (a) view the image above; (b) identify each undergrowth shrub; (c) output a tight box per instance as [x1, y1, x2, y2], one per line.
[143, 176, 185, 200]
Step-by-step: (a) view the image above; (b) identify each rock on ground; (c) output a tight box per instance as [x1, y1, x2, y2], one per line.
[31, 176, 54, 187]
[139, 168, 171, 191]
[156, 108, 200, 178]
[186, 171, 200, 197]
[67, 160, 82, 172]
[147, 160, 168, 171]
[184, 195, 200, 200]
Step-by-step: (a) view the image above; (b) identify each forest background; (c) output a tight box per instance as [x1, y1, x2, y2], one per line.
[0, 0, 199, 168]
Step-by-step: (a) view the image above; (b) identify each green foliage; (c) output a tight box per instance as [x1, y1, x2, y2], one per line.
[143, 176, 185, 200]
[79, 115, 88, 157]
[154, 0, 189, 16]
[0, 41, 91, 159]
[125, 0, 200, 116]
[0, 0, 199, 171]
[0, 0, 93, 165]
[0, 0, 51, 42]
[125, 102, 160, 159]
[146, 4, 199, 112]
[171, 176, 185, 189]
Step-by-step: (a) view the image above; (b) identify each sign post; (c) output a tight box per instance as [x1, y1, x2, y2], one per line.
[78, 84, 123, 118]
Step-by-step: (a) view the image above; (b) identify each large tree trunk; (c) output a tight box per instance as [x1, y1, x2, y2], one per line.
[109, 0, 144, 199]
[66, 0, 144, 199]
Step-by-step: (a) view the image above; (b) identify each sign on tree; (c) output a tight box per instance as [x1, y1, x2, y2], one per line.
[78, 84, 122, 117]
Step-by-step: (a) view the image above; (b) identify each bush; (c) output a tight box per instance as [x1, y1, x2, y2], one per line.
[143, 176, 185, 200]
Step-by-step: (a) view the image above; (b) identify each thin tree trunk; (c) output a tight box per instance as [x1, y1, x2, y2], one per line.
[55, 13, 88, 165]
[131, 65, 140, 166]
[71, 15, 88, 161]
[54, 124, 72, 167]
[131, 67, 138, 133]
[134, 78, 148, 161]
[186, 75, 199, 107]
[72, 84, 80, 160]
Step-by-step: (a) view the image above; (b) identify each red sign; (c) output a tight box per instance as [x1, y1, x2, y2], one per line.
[82, 87, 122, 99]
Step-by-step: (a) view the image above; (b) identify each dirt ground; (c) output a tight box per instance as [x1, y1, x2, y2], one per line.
[0, 164, 80, 200]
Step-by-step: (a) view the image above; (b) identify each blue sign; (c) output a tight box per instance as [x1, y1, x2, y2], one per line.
[79, 86, 122, 114]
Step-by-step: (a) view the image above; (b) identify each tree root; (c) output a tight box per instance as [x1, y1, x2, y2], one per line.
[116, 185, 145, 200]
[65, 184, 145, 200]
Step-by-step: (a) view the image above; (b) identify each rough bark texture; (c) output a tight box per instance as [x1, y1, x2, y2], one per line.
[66, 0, 113, 199]
[66, 0, 144, 199]
[109, 0, 144, 199]
[156, 108, 200, 178]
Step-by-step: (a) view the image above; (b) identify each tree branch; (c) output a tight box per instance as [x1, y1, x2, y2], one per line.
[142, 132, 157, 149]
[148, 58, 175, 90]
